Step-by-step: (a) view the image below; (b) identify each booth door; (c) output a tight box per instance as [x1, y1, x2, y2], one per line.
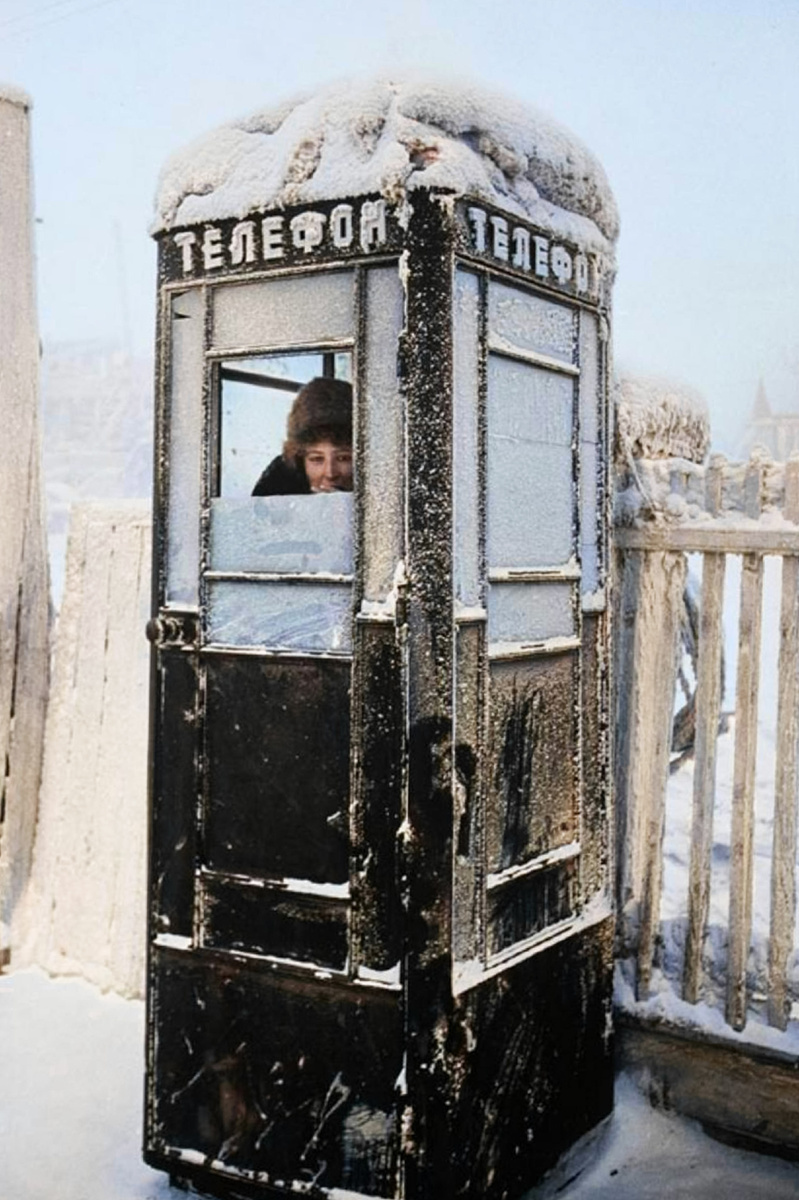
[146, 266, 407, 1196]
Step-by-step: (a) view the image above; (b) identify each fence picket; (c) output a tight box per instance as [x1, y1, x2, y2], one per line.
[767, 456, 799, 1028]
[631, 551, 686, 998]
[726, 457, 765, 1030]
[683, 458, 725, 1003]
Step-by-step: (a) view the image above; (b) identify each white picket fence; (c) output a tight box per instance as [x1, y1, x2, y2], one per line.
[615, 449, 799, 1034]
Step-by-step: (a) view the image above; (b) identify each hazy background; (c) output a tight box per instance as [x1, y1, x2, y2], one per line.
[1, 0, 798, 449]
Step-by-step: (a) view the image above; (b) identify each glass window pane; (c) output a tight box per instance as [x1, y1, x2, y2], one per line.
[166, 289, 203, 606]
[207, 581, 352, 652]
[453, 268, 481, 607]
[219, 351, 352, 499]
[580, 440, 598, 595]
[362, 266, 405, 603]
[487, 356, 574, 569]
[488, 281, 575, 364]
[578, 311, 600, 445]
[211, 271, 355, 351]
[487, 582, 574, 645]
[209, 494, 353, 575]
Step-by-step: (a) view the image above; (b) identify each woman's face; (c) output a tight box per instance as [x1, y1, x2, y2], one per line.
[304, 440, 354, 493]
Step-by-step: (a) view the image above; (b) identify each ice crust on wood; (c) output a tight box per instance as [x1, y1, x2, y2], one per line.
[12, 503, 151, 997]
[616, 373, 710, 466]
[153, 75, 618, 255]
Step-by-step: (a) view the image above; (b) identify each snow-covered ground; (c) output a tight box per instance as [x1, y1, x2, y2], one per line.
[2, 967, 799, 1200]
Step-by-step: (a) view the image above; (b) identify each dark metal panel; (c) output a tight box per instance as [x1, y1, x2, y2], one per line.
[580, 613, 610, 899]
[350, 621, 404, 972]
[487, 858, 577, 957]
[203, 654, 351, 884]
[486, 653, 579, 874]
[146, 952, 402, 1196]
[449, 917, 614, 1199]
[453, 620, 486, 964]
[150, 647, 199, 937]
[201, 875, 349, 971]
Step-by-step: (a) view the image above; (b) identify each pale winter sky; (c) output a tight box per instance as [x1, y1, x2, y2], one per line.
[0, 0, 797, 450]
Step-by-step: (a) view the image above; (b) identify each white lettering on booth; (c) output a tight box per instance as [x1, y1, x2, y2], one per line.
[173, 199, 390, 275]
[261, 216, 285, 260]
[360, 199, 387, 252]
[533, 236, 549, 279]
[202, 227, 225, 270]
[464, 205, 601, 298]
[229, 221, 257, 266]
[467, 206, 488, 252]
[490, 215, 509, 261]
[173, 231, 197, 274]
[290, 211, 327, 254]
[330, 204, 354, 249]
[551, 245, 573, 284]
[512, 227, 531, 271]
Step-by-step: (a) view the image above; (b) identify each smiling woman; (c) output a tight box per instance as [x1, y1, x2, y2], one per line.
[251, 373, 354, 496]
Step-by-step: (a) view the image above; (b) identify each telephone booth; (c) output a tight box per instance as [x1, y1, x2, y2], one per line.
[145, 83, 617, 1200]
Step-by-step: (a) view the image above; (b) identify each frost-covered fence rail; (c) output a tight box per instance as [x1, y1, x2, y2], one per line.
[615, 449, 799, 1036]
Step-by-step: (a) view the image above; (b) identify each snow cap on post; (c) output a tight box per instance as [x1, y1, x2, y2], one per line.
[0, 82, 32, 109]
[615, 373, 711, 464]
[152, 75, 618, 259]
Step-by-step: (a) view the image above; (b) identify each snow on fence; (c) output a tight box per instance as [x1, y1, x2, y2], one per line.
[615, 448, 799, 1038]
[12, 502, 151, 997]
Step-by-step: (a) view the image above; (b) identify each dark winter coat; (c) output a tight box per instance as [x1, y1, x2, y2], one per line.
[252, 455, 309, 497]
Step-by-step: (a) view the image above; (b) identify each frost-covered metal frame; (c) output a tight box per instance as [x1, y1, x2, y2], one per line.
[146, 186, 614, 1200]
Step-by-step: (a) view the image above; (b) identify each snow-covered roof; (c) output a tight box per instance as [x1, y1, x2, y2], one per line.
[615, 373, 710, 463]
[153, 76, 618, 255]
[0, 82, 32, 109]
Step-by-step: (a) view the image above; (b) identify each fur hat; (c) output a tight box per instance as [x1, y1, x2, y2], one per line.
[283, 377, 352, 465]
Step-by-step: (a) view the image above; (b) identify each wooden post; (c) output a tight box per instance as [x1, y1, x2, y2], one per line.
[683, 456, 726, 1003]
[767, 455, 799, 1028]
[0, 88, 50, 963]
[623, 548, 686, 998]
[726, 454, 765, 1030]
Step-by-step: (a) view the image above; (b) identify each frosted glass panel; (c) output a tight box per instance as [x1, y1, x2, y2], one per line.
[580, 541, 599, 597]
[488, 582, 574, 644]
[487, 356, 574, 569]
[488, 281, 575, 364]
[581, 441, 598, 544]
[362, 266, 404, 602]
[166, 289, 203, 606]
[210, 494, 353, 574]
[212, 272, 355, 351]
[579, 311, 600, 445]
[207, 581, 352, 652]
[453, 269, 481, 607]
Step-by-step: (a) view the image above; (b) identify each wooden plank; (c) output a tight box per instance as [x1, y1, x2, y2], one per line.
[726, 459, 765, 1030]
[616, 526, 799, 555]
[768, 456, 799, 1028]
[617, 1015, 799, 1155]
[628, 551, 686, 998]
[683, 461, 726, 1003]
[612, 549, 640, 935]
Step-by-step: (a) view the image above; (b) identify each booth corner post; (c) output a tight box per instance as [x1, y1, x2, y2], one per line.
[144, 79, 617, 1200]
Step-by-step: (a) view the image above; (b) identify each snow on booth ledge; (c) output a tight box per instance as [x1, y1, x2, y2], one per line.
[152, 74, 619, 258]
